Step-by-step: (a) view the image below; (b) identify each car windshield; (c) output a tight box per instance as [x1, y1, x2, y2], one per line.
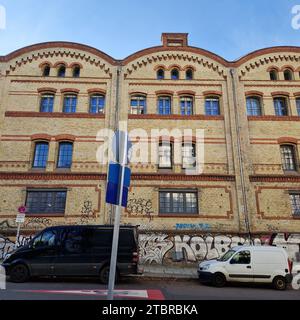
[217, 250, 236, 261]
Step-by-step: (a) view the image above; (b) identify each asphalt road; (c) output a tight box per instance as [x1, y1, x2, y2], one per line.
[0, 277, 300, 300]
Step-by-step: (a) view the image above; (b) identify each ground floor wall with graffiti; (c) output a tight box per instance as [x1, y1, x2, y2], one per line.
[1, 232, 300, 267]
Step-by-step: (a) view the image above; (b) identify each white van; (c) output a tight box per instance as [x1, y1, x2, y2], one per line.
[198, 246, 293, 290]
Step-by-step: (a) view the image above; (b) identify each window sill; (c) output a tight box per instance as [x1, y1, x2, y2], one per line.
[292, 215, 300, 219]
[25, 213, 65, 217]
[5, 111, 105, 119]
[158, 213, 199, 218]
[128, 114, 224, 120]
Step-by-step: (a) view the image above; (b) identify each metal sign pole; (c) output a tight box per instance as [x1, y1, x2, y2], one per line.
[107, 131, 128, 301]
[15, 223, 21, 250]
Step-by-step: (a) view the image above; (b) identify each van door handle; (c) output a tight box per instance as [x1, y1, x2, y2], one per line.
[247, 266, 251, 269]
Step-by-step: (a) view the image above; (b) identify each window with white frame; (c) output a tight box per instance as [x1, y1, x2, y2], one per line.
[289, 193, 300, 216]
[130, 95, 146, 114]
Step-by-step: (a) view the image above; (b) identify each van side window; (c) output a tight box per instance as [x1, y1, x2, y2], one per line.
[230, 250, 251, 264]
[33, 230, 56, 248]
[62, 228, 84, 254]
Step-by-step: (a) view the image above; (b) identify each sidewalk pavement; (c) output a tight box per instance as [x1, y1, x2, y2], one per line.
[139, 264, 199, 280]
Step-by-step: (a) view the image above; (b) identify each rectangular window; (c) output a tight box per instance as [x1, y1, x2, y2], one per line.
[158, 97, 171, 115]
[158, 143, 172, 169]
[182, 144, 196, 169]
[274, 98, 288, 116]
[90, 95, 105, 114]
[57, 142, 73, 168]
[33, 142, 49, 168]
[159, 190, 198, 215]
[296, 98, 300, 116]
[26, 189, 67, 214]
[246, 97, 262, 116]
[280, 145, 297, 171]
[205, 98, 220, 115]
[180, 97, 193, 115]
[289, 193, 300, 216]
[131, 96, 146, 114]
[40, 95, 54, 112]
[63, 95, 77, 113]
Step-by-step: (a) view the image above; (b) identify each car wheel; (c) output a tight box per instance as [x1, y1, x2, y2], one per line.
[273, 276, 287, 290]
[212, 273, 226, 288]
[99, 265, 119, 284]
[9, 264, 30, 283]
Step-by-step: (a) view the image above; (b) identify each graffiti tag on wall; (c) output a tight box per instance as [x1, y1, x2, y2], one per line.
[127, 198, 154, 219]
[139, 233, 300, 264]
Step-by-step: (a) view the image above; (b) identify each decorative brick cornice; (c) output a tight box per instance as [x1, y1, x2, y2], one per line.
[55, 134, 76, 142]
[5, 111, 105, 119]
[271, 91, 290, 97]
[177, 90, 196, 96]
[250, 175, 300, 182]
[0, 172, 235, 182]
[60, 88, 80, 94]
[277, 137, 298, 145]
[87, 88, 106, 95]
[155, 90, 174, 96]
[31, 134, 52, 141]
[202, 90, 222, 97]
[37, 87, 57, 93]
[128, 114, 224, 120]
[245, 90, 264, 97]
[248, 115, 300, 121]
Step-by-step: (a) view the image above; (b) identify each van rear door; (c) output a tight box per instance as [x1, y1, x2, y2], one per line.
[252, 250, 283, 283]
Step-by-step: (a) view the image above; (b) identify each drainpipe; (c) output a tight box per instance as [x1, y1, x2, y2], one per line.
[230, 69, 252, 241]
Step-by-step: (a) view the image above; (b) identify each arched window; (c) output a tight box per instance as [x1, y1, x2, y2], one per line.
[284, 69, 294, 81]
[42, 64, 50, 77]
[205, 97, 220, 115]
[274, 97, 289, 116]
[185, 69, 193, 80]
[171, 68, 179, 80]
[180, 96, 193, 115]
[72, 65, 81, 78]
[269, 69, 278, 81]
[280, 144, 297, 171]
[90, 94, 105, 114]
[130, 95, 146, 114]
[158, 96, 172, 115]
[57, 142, 73, 168]
[40, 94, 54, 113]
[32, 142, 49, 168]
[57, 65, 66, 77]
[246, 96, 262, 116]
[157, 69, 165, 80]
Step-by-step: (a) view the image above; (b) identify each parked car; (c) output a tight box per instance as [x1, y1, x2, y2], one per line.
[2, 225, 140, 283]
[198, 246, 293, 290]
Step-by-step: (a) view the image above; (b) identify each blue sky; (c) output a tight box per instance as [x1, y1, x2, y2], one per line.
[0, 0, 300, 61]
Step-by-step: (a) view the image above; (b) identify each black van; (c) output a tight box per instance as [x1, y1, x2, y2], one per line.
[2, 225, 140, 283]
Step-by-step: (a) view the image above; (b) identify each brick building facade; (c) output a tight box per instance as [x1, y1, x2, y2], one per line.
[1, 33, 300, 236]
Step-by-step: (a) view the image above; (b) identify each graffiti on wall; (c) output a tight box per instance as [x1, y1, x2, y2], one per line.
[139, 234, 174, 264]
[127, 198, 154, 219]
[24, 217, 52, 230]
[79, 200, 94, 224]
[0, 220, 16, 230]
[0, 235, 32, 260]
[139, 233, 300, 264]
